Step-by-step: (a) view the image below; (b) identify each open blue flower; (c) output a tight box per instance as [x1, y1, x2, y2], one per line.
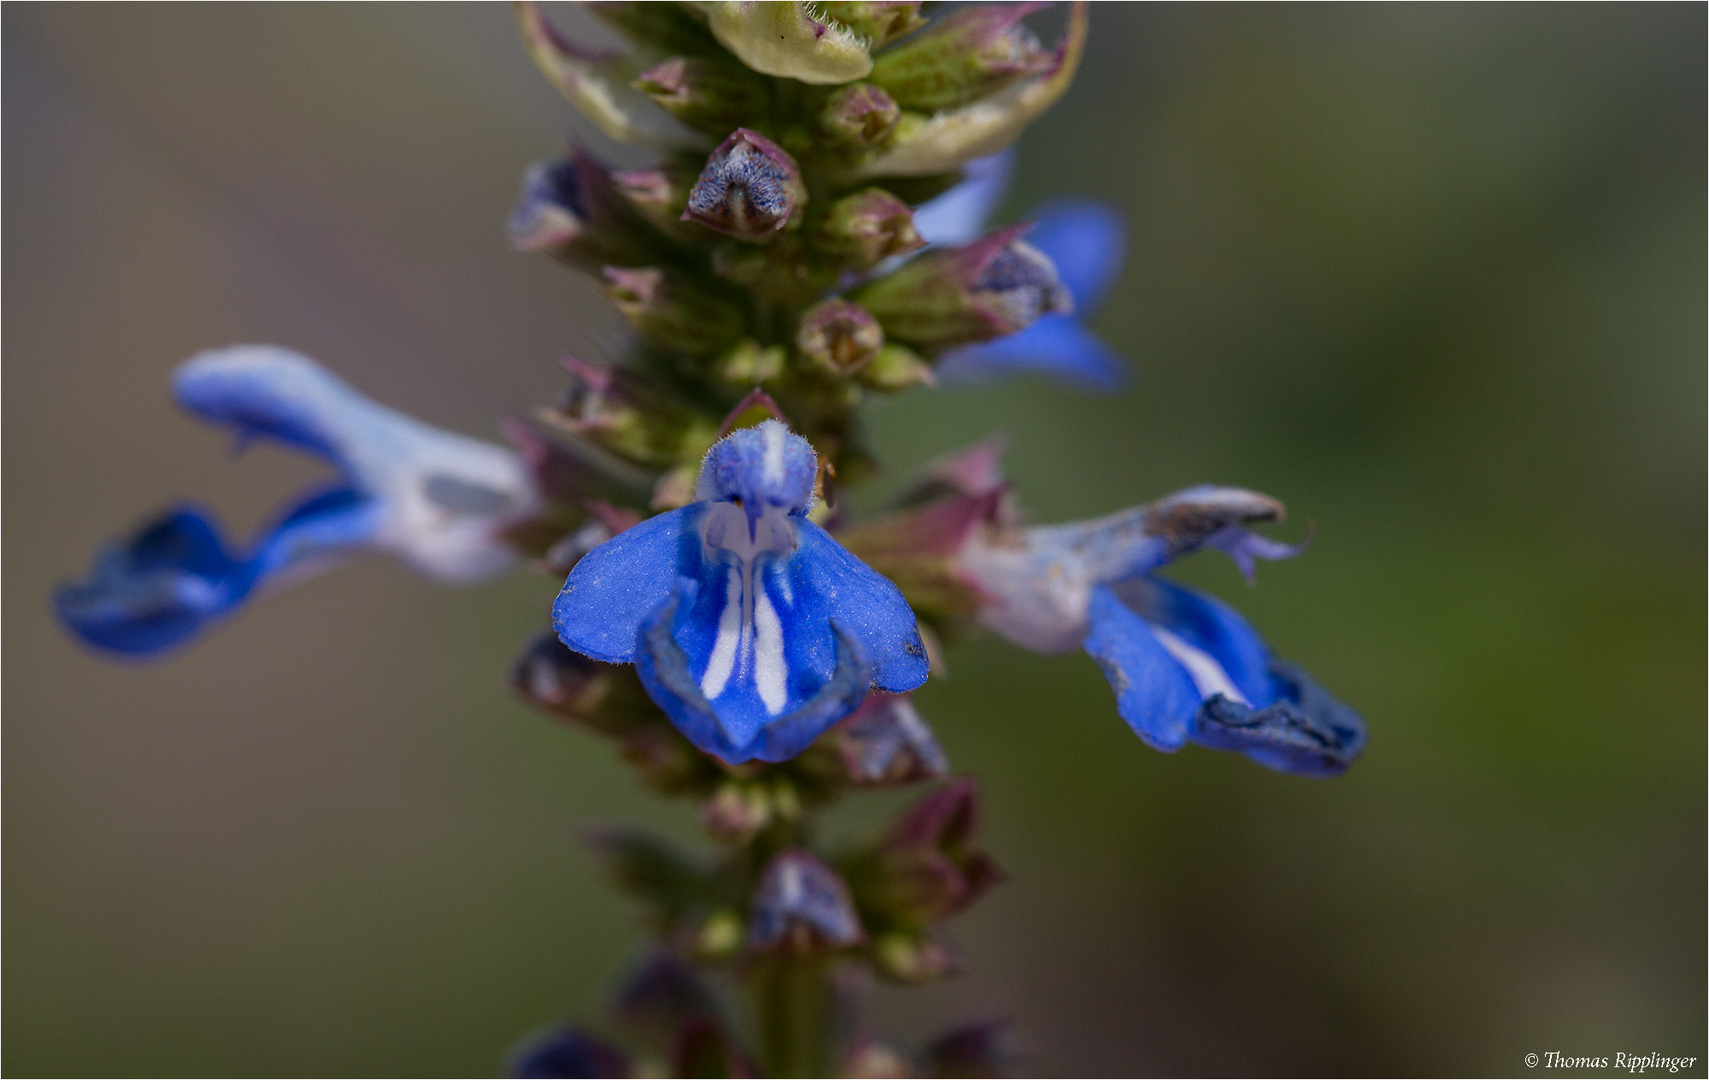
[910, 153, 1129, 391]
[55, 346, 537, 657]
[944, 479, 1362, 776]
[552, 420, 928, 764]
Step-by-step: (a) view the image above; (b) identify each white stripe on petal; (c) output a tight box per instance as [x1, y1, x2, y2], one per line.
[1150, 625, 1250, 706]
[701, 567, 743, 700]
[753, 586, 789, 715]
[763, 421, 786, 485]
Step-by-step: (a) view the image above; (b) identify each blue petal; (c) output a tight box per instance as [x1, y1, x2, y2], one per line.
[508, 1026, 630, 1079]
[551, 505, 699, 664]
[247, 484, 386, 581]
[934, 315, 1129, 391]
[911, 150, 1015, 247]
[1026, 200, 1126, 312]
[1114, 576, 1273, 707]
[1191, 661, 1367, 777]
[1082, 586, 1199, 750]
[634, 581, 873, 763]
[53, 507, 259, 656]
[789, 519, 929, 693]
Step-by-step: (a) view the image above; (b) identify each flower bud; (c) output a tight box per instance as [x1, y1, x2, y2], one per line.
[871, 930, 960, 984]
[856, 1, 1087, 177]
[508, 1026, 632, 1080]
[703, 1, 873, 85]
[748, 850, 866, 951]
[797, 299, 885, 375]
[601, 266, 746, 355]
[547, 356, 721, 468]
[817, 84, 902, 152]
[852, 225, 1072, 352]
[509, 150, 661, 268]
[816, 2, 927, 48]
[844, 779, 1004, 928]
[812, 189, 924, 268]
[923, 1020, 1016, 1078]
[683, 129, 807, 241]
[699, 780, 774, 843]
[510, 630, 658, 737]
[870, 2, 1055, 113]
[832, 692, 949, 785]
[516, 1, 694, 146]
[634, 56, 769, 136]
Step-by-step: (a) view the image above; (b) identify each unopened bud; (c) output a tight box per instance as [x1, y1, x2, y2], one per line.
[923, 1020, 1016, 1078]
[870, 2, 1054, 112]
[508, 1026, 632, 1080]
[704, 1, 873, 85]
[634, 56, 768, 136]
[549, 356, 720, 468]
[812, 189, 924, 268]
[856, 2, 1087, 178]
[816, 1, 926, 48]
[683, 129, 807, 241]
[509, 151, 659, 267]
[853, 225, 1071, 352]
[844, 778, 1004, 927]
[601, 266, 746, 355]
[695, 908, 746, 958]
[749, 850, 866, 951]
[871, 930, 960, 983]
[699, 780, 773, 843]
[817, 83, 902, 152]
[511, 631, 658, 737]
[833, 692, 949, 785]
[797, 299, 885, 375]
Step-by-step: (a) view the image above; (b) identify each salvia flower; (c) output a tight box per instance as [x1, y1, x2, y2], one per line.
[964, 485, 1363, 775]
[552, 420, 928, 764]
[847, 442, 1364, 775]
[56, 346, 535, 656]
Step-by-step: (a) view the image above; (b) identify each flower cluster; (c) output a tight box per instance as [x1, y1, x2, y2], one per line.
[53, 4, 1363, 1076]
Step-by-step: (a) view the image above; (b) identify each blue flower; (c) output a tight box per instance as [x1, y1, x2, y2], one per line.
[910, 152, 1130, 391]
[949, 481, 1363, 775]
[55, 346, 537, 657]
[552, 420, 929, 764]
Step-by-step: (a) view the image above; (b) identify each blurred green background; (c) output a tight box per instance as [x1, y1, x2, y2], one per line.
[5, 4, 1703, 1075]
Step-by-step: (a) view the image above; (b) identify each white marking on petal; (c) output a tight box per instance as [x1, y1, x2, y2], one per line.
[753, 586, 789, 715]
[773, 564, 793, 606]
[1150, 625, 1250, 706]
[763, 421, 786, 485]
[701, 568, 743, 700]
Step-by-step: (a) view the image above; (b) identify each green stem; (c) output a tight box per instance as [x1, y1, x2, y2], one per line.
[750, 950, 832, 1077]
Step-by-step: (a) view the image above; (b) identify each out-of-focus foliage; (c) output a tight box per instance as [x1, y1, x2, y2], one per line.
[5, 5, 1702, 1075]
